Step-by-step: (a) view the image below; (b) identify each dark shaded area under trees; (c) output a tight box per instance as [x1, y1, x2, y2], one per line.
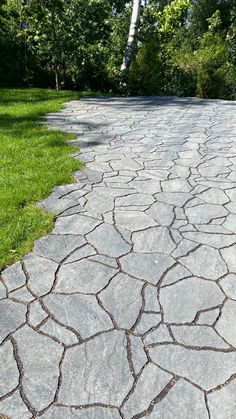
[0, 0, 235, 99]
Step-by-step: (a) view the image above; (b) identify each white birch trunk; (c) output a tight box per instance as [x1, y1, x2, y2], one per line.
[121, 0, 141, 71]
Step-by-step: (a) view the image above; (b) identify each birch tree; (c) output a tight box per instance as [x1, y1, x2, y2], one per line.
[121, 0, 141, 71]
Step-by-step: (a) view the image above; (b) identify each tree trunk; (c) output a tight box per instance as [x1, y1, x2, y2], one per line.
[121, 0, 141, 71]
[55, 65, 59, 91]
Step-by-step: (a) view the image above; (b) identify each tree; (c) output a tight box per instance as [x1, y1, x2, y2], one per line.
[121, 0, 141, 71]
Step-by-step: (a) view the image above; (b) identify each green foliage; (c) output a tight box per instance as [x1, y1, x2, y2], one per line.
[0, 0, 235, 98]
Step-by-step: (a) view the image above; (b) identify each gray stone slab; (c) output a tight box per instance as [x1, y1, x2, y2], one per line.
[28, 300, 48, 328]
[34, 234, 86, 262]
[130, 335, 148, 375]
[64, 244, 96, 263]
[208, 379, 236, 419]
[185, 204, 228, 224]
[41, 406, 121, 419]
[59, 330, 133, 405]
[221, 245, 236, 272]
[43, 293, 112, 338]
[0, 341, 19, 397]
[146, 202, 174, 226]
[197, 308, 221, 325]
[99, 273, 143, 329]
[40, 319, 78, 345]
[122, 363, 172, 418]
[160, 277, 224, 323]
[149, 344, 236, 391]
[115, 210, 156, 231]
[114, 246, 154, 282]
[171, 325, 229, 349]
[0, 391, 31, 419]
[144, 324, 173, 345]
[55, 258, 117, 294]
[219, 274, 236, 300]
[133, 227, 176, 254]
[87, 223, 131, 257]
[149, 379, 208, 419]
[24, 253, 58, 296]
[0, 299, 27, 343]
[14, 326, 63, 411]
[180, 245, 227, 280]
[1, 262, 26, 291]
[54, 214, 101, 235]
[215, 300, 236, 347]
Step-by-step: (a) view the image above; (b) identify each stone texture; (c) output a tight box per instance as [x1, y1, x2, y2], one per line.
[14, 326, 63, 411]
[171, 325, 229, 349]
[87, 223, 131, 257]
[24, 253, 58, 296]
[146, 202, 174, 226]
[43, 294, 112, 339]
[59, 331, 133, 405]
[115, 210, 156, 231]
[180, 245, 227, 280]
[149, 344, 236, 391]
[215, 300, 236, 347]
[208, 379, 236, 419]
[135, 313, 162, 335]
[120, 253, 175, 285]
[54, 214, 101, 235]
[28, 300, 48, 327]
[133, 227, 176, 254]
[0, 391, 31, 419]
[221, 245, 236, 272]
[99, 273, 143, 329]
[219, 274, 236, 299]
[160, 277, 224, 323]
[34, 234, 86, 262]
[149, 379, 208, 419]
[130, 336, 148, 375]
[55, 259, 117, 294]
[1, 262, 26, 291]
[144, 324, 173, 345]
[40, 319, 79, 345]
[0, 299, 26, 343]
[0, 341, 19, 397]
[122, 363, 172, 418]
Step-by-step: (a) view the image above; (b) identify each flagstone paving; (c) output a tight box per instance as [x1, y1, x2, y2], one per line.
[0, 96, 236, 418]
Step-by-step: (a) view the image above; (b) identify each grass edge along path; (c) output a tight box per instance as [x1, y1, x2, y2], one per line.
[0, 88, 94, 270]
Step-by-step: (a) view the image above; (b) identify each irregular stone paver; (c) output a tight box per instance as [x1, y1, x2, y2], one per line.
[148, 379, 208, 418]
[59, 330, 133, 405]
[0, 341, 19, 397]
[14, 325, 63, 411]
[1, 97, 236, 417]
[121, 363, 172, 418]
[207, 379, 236, 419]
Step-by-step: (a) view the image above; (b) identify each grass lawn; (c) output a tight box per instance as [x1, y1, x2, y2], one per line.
[0, 88, 85, 270]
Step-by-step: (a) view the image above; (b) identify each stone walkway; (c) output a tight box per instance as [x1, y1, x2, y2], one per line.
[0, 97, 236, 419]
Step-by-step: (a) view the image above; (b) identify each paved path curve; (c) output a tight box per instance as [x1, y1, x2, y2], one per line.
[0, 97, 236, 418]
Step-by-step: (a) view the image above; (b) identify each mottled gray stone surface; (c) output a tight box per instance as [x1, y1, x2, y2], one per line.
[0, 299, 27, 343]
[14, 326, 63, 411]
[0, 341, 19, 397]
[149, 379, 208, 419]
[59, 331, 133, 405]
[1, 96, 236, 417]
[122, 363, 172, 418]
[0, 391, 31, 419]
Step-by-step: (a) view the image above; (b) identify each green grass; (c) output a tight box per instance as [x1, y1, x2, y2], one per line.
[0, 88, 87, 270]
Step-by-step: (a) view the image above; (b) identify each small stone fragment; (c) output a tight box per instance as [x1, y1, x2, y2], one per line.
[130, 336, 148, 375]
[144, 324, 173, 345]
[171, 325, 229, 349]
[28, 300, 48, 328]
[133, 227, 176, 254]
[215, 300, 236, 347]
[135, 313, 162, 335]
[40, 319, 78, 345]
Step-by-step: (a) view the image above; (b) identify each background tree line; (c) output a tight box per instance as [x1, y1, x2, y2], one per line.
[0, 0, 235, 99]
